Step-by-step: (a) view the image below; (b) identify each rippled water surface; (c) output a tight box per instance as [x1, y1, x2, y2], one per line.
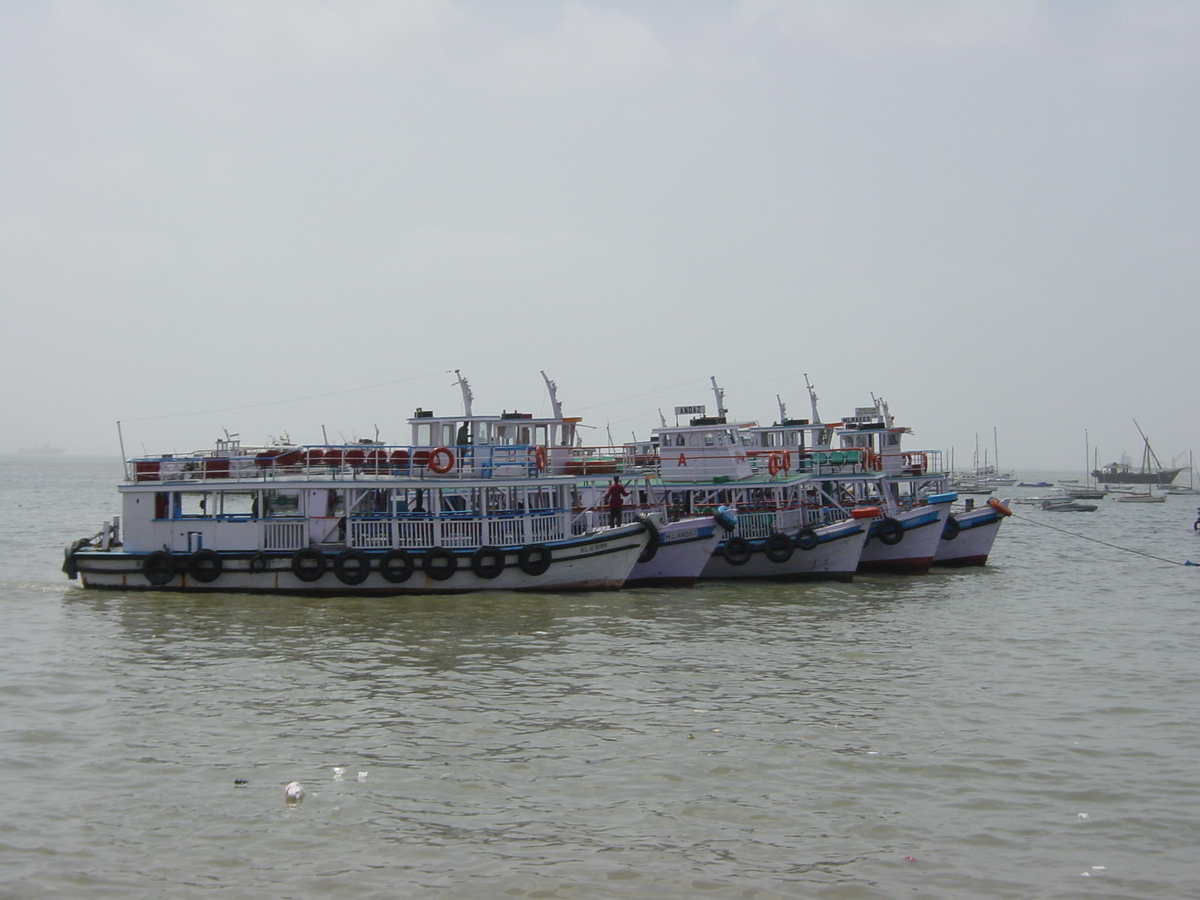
[2, 456, 1199, 898]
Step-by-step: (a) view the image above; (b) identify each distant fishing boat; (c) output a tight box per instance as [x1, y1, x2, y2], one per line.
[1093, 422, 1185, 485]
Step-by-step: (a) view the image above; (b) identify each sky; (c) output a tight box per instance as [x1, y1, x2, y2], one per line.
[2, 0, 1197, 472]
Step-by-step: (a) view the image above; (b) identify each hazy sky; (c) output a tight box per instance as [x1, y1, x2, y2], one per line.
[3, 1, 1197, 471]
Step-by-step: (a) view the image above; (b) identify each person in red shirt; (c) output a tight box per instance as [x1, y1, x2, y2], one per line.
[602, 476, 630, 528]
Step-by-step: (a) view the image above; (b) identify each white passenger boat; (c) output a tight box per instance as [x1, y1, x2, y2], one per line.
[636, 380, 870, 581]
[827, 391, 1010, 570]
[63, 417, 651, 594]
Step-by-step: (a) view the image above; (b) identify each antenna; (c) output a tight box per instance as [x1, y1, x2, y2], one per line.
[776, 394, 787, 423]
[453, 369, 473, 418]
[540, 370, 562, 419]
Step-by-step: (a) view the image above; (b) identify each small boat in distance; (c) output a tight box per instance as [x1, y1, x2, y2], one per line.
[1093, 422, 1185, 485]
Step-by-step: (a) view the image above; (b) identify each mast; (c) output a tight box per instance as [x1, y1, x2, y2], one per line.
[453, 369, 474, 418]
[709, 376, 727, 420]
[540, 370, 562, 420]
[776, 394, 787, 424]
[804, 373, 821, 423]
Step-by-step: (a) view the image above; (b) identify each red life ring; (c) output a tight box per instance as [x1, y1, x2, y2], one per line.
[533, 445, 548, 471]
[428, 447, 455, 474]
[987, 497, 1013, 517]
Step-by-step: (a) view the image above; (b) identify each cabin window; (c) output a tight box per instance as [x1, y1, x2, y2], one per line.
[154, 492, 170, 519]
[886, 433, 900, 447]
[688, 434, 700, 447]
[705, 432, 715, 447]
[177, 492, 212, 518]
[220, 492, 257, 518]
[262, 489, 301, 517]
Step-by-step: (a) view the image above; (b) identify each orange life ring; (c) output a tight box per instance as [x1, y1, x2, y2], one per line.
[533, 445, 548, 471]
[767, 451, 784, 476]
[987, 497, 1013, 517]
[427, 446, 455, 474]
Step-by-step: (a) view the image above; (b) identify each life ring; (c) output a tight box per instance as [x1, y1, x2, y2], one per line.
[142, 550, 178, 586]
[423, 547, 457, 581]
[636, 515, 660, 564]
[875, 517, 905, 546]
[987, 497, 1013, 517]
[715, 505, 738, 532]
[379, 549, 414, 584]
[767, 452, 783, 476]
[722, 536, 751, 566]
[187, 548, 223, 583]
[941, 515, 961, 541]
[333, 549, 371, 585]
[427, 447, 455, 474]
[518, 544, 552, 576]
[764, 532, 794, 564]
[291, 548, 328, 582]
[248, 552, 269, 573]
[470, 546, 506, 580]
[795, 527, 819, 552]
[533, 445, 548, 472]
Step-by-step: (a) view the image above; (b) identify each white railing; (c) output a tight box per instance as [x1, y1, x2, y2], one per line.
[352, 511, 571, 550]
[264, 520, 306, 550]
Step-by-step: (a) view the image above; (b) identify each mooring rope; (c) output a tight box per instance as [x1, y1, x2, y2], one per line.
[1008, 509, 1198, 567]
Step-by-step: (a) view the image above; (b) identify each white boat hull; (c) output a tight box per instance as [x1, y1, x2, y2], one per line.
[700, 519, 868, 582]
[932, 503, 1007, 567]
[858, 502, 949, 574]
[72, 525, 649, 595]
[625, 517, 724, 588]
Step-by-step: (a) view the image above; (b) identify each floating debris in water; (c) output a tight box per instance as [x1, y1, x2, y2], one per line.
[284, 781, 306, 802]
[1077, 812, 1091, 821]
[356, 771, 368, 782]
[233, 778, 248, 786]
[332, 767, 346, 780]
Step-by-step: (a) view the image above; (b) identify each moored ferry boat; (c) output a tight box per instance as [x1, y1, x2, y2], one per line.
[63, 425, 651, 594]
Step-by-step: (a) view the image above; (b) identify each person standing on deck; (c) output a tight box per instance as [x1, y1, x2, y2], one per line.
[603, 476, 630, 528]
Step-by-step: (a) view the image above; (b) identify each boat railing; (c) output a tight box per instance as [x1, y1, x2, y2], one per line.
[346, 509, 573, 550]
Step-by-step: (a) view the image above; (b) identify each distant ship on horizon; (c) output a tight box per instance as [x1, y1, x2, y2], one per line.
[18, 444, 66, 455]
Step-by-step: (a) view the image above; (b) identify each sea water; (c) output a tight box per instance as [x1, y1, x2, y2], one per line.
[1, 455, 1198, 899]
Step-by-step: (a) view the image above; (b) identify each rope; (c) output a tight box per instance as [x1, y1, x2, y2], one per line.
[1008, 509, 1197, 567]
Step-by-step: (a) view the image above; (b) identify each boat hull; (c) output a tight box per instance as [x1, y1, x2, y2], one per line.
[1091, 467, 1184, 485]
[624, 518, 723, 588]
[71, 526, 649, 595]
[858, 503, 949, 575]
[932, 504, 1005, 567]
[700, 520, 867, 582]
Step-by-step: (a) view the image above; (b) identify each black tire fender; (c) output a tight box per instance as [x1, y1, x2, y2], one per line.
[379, 549, 414, 584]
[333, 549, 371, 585]
[764, 532, 794, 564]
[187, 548, 223, 583]
[722, 536, 751, 566]
[875, 517, 905, 546]
[795, 527, 819, 552]
[470, 546, 506, 580]
[635, 515, 660, 564]
[423, 547, 457, 581]
[518, 544, 552, 577]
[941, 515, 961, 541]
[142, 550, 178, 586]
[290, 548, 328, 583]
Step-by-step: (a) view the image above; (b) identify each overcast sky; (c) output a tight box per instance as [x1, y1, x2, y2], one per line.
[2, 1, 1197, 471]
